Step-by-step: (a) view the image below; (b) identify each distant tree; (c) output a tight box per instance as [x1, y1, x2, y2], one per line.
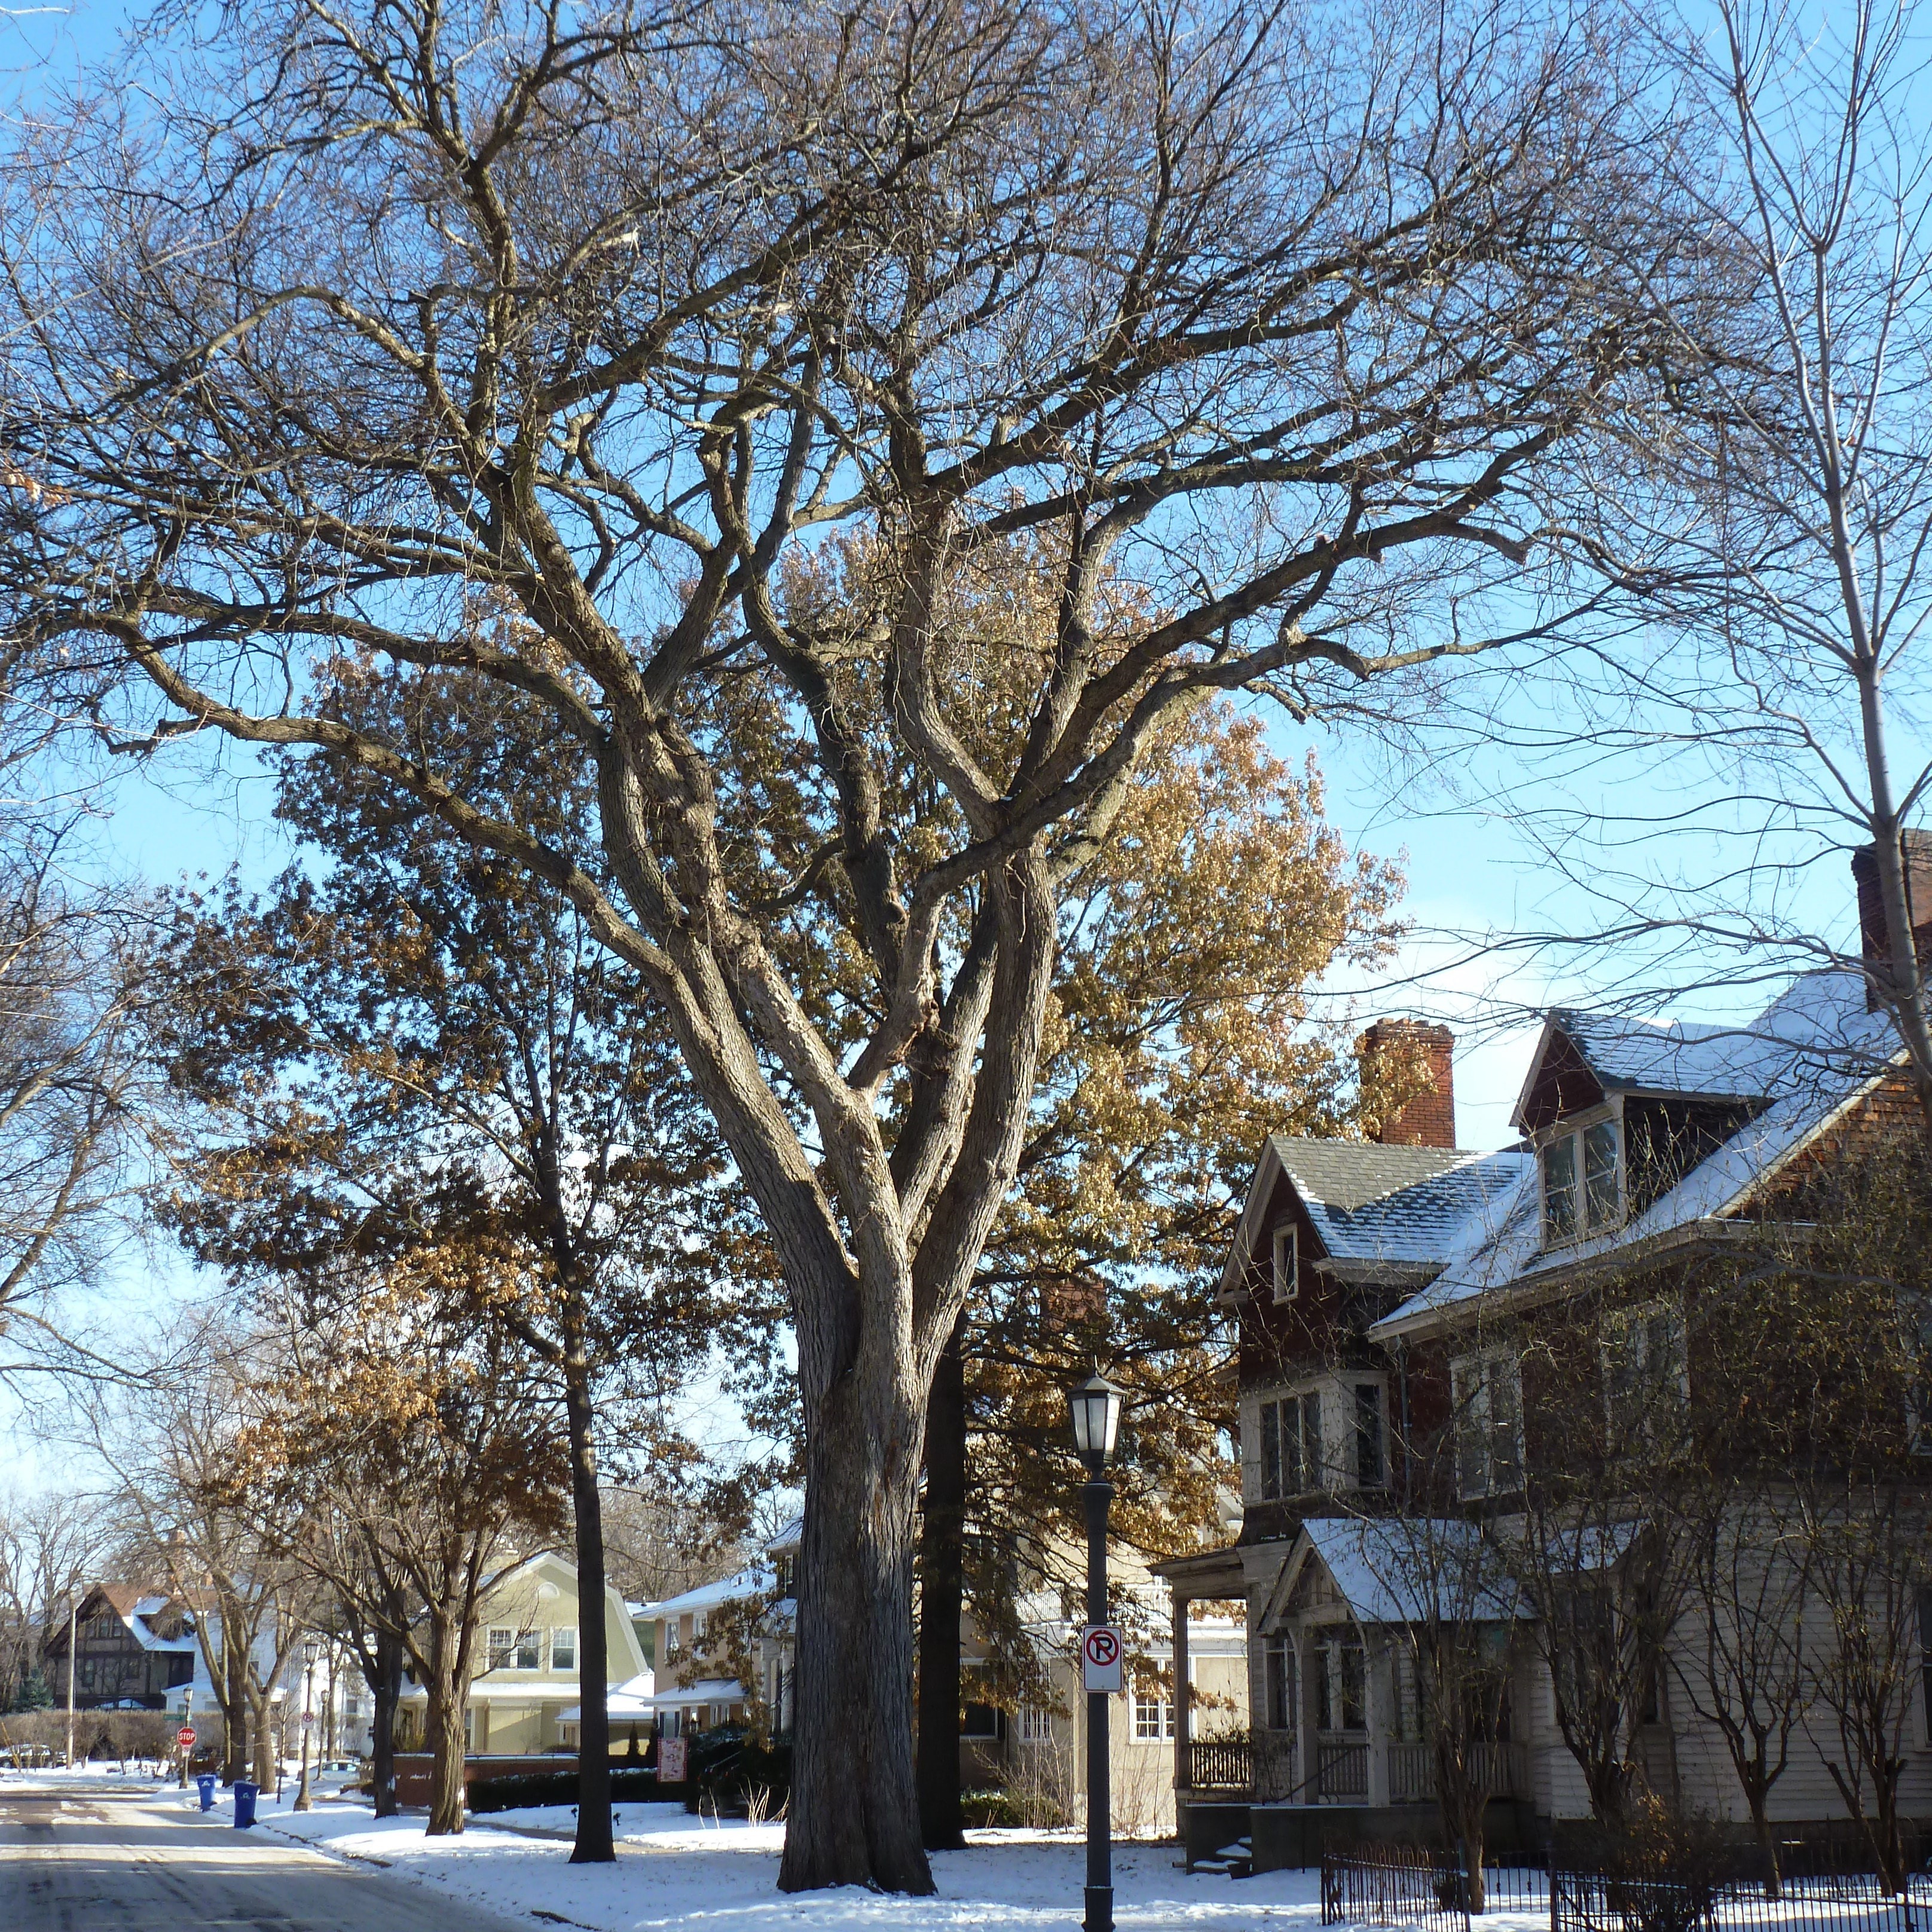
[160, 652, 749, 1859]
[237, 1253, 572, 1836]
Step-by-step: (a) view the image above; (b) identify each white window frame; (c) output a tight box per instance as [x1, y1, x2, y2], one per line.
[1539, 1101, 1625, 1249]
[487, 1627, 514, 1672]
[1450, 1349, 1525, 1500]
[1017, 1704, 1053, 1746]
[1272, 1224, 1299, 1304]
[551, 1626, 577, 1673]
[512, 1630, 541, 1671]
[1133, 1690, 1174, 1741]
[693, 1610, 708, 1640]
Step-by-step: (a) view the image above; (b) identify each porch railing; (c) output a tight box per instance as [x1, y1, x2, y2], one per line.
[1316, 1737, 1370, 1802]
[1185, 1737, 1254, 1791]
[1386, 1740, 1529, 1805]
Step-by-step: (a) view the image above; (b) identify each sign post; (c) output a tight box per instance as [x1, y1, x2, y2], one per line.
[176, 1725, 196, 1789]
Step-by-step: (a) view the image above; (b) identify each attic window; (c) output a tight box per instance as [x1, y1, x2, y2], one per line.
[1542, 1112, 1622, 1245]
[1272, 1225, 1298, 1304]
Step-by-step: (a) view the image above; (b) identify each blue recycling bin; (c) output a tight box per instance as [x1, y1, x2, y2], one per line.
[195, 1774, 218, 1812]
[233, 1780, 259, 1828]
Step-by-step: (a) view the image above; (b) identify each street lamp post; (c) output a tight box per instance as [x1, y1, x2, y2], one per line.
[293, 1640, 319, 1812]
[62, 1567, 85, 1772]
[1068, 1369, 1123, 1932]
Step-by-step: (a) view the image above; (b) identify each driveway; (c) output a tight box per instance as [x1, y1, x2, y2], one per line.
[0, 1778, 536, 1931]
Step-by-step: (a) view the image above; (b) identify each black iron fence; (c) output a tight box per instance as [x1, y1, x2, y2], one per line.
[1322, 1841, 1930, 1932]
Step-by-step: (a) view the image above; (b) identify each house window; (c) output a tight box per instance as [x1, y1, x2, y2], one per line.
[551, 1627, 576, 1673]
[1259, 1390, 1325, 1500]
[1273, 1225, 1298, 1303]
[663, 1623, 680, 1659]
[1355, 1384, 1384, 1488]
[1601, 1298, 1688, 1447]
[1134, 1692, 1174, 1740]
[961, 1703, 1002, 1740]
[1017, 1704, 1053, 1745]
[693, 1612, 708, 1641]
[1542, 1115, 1622, 1245]
[1262, 1638, 1296, 1733]
[487, 1628, 514, 1672]
[1315, 1636, 1367, 1732]
[512, 1631, 541, 1671]
[1451, 1350, 1524, 1499]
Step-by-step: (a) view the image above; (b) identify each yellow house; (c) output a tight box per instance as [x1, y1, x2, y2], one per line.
[396, 1549, 650, 1757]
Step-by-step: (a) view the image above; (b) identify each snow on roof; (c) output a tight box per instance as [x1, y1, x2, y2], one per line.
[646, 1566, 772, 1619]
[651, 1677, 746, 1708]
[1297, 1518, 1518, 1624]
[1279, 1141, 1534, 1267]
[559, 1671, 655, 1722]
[1374, 970, 1900, 1338]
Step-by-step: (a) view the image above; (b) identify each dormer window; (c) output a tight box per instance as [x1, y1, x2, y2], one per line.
[1272, 1225, 1298, 1304]
[1542, 1111, 1622, 1245]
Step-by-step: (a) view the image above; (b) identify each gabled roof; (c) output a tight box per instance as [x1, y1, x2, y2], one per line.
[1375, 970, 1902, 1341]
[643, 1564, 773, 1621]
[76, 1585, 198, 1655]
[1277, 1518, 1520, 1626]
[1220, 1135, 1531, 1295]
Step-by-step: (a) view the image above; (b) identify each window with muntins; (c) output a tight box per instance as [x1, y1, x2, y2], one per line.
[1315, 1636, 1367, 1731]
[1258, 1389, 1325, 1499]
[512, 1631, 540, 1671]
[551, 1627, 576, 1672]
[1451, 1351, 1524, 1499]
[1133, 1692, 1174, 1740]
[1542, 1113, 1622, 1246]
[487, 1627, 514, 1671]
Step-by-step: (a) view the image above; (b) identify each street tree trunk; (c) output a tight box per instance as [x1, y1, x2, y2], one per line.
[780, 1367, 933, 1894]
[369, 1631, 403, 1818]
[565, 1361, 614, 1864]
[424, 1666, 469, 1836]
[222, 1637, 250, 1785]
[915, 1318, 968, 1851]
[249, 1687, 276, 1792]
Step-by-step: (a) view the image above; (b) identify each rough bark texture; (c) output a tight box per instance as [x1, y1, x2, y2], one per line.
[222, 1638, 249, 1785]
[567, 1366, 615, 1864]
[916, 1320, 967, 1851]
[369, 1631, 403, 1819]
[424, 1664, 469, 1837]
[781, 1369, 931, 1894]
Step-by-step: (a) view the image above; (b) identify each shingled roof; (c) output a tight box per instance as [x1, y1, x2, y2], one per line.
[1374, 968, 1903, 1341]
[1274, 1139, 1531, 1267]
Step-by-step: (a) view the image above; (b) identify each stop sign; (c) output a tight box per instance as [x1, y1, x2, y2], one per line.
[176, 1726, 197, 1750]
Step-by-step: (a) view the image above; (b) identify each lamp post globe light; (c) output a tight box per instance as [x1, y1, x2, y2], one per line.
[1067, 1369, 1123, 1932]
[293, 1639, 320, 1812]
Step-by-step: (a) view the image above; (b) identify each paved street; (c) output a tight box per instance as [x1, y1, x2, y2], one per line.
[0, 1780, 533, 1931]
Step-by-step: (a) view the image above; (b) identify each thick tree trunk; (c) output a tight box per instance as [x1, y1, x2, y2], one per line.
[1750, 1795, 1781, 1900]
[424, 1666, 469, 1835]
[222, 1638, 250, 1784]
[915, 1316, 967, 1851]
[249, 1688, 276, 1792]
[780, 1369, 933, 1894]
[565, 1361, 615, 1864]
[369, 1631, 403, 1819]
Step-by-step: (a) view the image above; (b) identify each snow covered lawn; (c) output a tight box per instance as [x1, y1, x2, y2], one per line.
[145, 1784, 1347, 1932]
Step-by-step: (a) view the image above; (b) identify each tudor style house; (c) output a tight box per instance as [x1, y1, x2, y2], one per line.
[41, 1586, 202, 1711]
[1160, 865, 1932, 1873]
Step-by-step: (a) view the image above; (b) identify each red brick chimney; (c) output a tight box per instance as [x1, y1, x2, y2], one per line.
[1851, 833, 1932, 1011]
[1361, 1019, 1457, 1148]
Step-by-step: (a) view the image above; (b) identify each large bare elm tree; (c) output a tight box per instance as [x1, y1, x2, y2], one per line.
[0, 0, 1714, 1891]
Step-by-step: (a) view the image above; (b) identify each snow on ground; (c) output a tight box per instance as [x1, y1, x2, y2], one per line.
[129, 1783, 1347, 1932]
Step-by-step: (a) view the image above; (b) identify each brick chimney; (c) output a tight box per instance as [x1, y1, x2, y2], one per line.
[1851, 832, 1932, 1010]
[1360, 1019, 1457, 1148]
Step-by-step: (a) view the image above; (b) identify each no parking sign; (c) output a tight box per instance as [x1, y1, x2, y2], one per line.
[1080, 1624, 1123, 1693]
